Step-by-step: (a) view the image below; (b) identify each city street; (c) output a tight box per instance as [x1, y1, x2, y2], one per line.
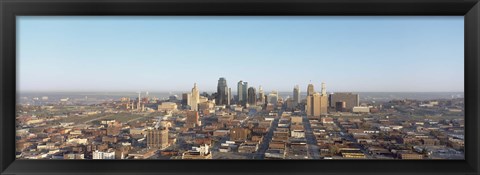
[302, 115, 320, 159]
[254, 111, 281, 159]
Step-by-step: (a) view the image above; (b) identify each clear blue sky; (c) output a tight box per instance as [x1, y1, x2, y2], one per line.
[17, 16, 464, 93]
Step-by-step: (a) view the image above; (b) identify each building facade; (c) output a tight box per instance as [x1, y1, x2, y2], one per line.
[216, 77, 229, 106]
[307, 84, 315, 97]
[247, 87, 257, 106]
[92, 150, 115, 159]
[329, 92, 359, 112]
[186, 111, 200, 128]
[189, 83, 199, 111]
[306, 83, 328, 116]
[293, 85, 300, 108]
[258, 86, 265, 105]
[237, 80, 248, 106]
[147, 128, 169, 149]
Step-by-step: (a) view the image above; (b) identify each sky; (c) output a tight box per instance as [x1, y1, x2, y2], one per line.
[17, 16, 464, 93]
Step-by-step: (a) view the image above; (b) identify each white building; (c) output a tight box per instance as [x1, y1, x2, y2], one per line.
[352, 106, 371, 113]
[158, 102, 178, 112]
[291, 130, 305, 138]
[93, 150, 115, 159]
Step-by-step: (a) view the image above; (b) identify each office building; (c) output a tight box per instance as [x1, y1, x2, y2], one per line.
[227, 87, 232, 106]
[306, 82, 328, 116]
[247, 87, 257, 105]
[329, 92, 359, 112]
[183, 93, 191, 109]
[182, 93, 190, 106]
[258, 86, 265, 105]
[216, 77, 229, 105]
[335, 101, 346, 112]
[268, 91, 279, 106]
[307, 84, 315, 97]
[237, 80, 248, 106]
[215, 77, 231, 105]
[293, 85, 300, 107]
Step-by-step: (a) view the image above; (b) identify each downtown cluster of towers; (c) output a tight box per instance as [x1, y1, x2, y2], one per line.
[186, 77, 329, 116]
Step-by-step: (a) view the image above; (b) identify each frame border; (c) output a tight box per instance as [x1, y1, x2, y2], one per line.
[1, 0, 479, 175]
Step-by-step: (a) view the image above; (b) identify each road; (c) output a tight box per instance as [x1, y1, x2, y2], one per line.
[302, 115, 321, 159]
[254, 111, 281, 159]
[336, 121, 373, 159]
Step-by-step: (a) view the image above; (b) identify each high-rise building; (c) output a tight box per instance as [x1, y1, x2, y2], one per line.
[227, 87, 232, 106]
[247, 87, 257, 105]
[216, 77, 229, 105]
[329, 92, 359, 112]
[258, 86, 265, 105]
[189, 83, 200, 111]
[268, 91, 279, 106]
[182, 93, 190, 106]
[321, 82, 327, 96]
[306, 93, 328, 116]
[147, 121, 169, 149]
[237, 81, 244, 103]
[237, 81, 248, 106]
[293, 85, 300, 107]
[306, 83, 328, 116]
[307, 84, 315, 97]
[243, 82, 248, 103]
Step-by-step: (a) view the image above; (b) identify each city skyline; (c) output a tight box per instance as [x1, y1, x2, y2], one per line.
[18, 16, 464, 92]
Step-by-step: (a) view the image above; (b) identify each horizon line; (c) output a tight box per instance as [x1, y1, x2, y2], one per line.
[17, 90, 465, 93]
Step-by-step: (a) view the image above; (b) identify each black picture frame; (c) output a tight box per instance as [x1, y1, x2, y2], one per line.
[1, 0, 479, 175]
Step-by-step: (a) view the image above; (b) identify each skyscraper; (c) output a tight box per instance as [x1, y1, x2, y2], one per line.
[189, 83, 199, 111]
[216, 77, 229, 105]
[306, 93, 328, 117]
[243, 82, 248, 103]
[293, 85, 300, 107]
[247, 87, 257, 106]
[237, 81, 244, 103]
[268, 91, 279, 106]
[227, 87, 232, 106]
[320, 82, 328, 114]
[306, 82, 328, 117]
[321, 82, 327, 96]
[258, 86, 265, 105]
[237, 81, 248, 106]
[182, 93, 190, 106]
[307, 84, 315, 97]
